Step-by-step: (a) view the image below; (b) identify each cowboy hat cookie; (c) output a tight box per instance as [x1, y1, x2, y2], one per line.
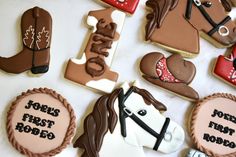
[98, 0, 140, 14]
[140, 52, 199, 101]
[65, 8, 125, 93]
[6, 88, 76, 157]
[145, 0, 236, 57]
[0, 7, 52, 75]
[213, 44, 236, 87]
[190, 93, 236, 157]
[73, 82, 185, 157]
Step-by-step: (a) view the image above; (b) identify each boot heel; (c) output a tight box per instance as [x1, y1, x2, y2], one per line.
[31, 65, 49, 74]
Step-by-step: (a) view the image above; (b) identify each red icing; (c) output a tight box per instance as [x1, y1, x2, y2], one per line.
[156, 57, 181, 83]
[101, 0, 139, 14]
[214, 45, 236, 86]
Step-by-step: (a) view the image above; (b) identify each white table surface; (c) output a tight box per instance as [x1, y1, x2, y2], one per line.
[0, 0, 235, 157]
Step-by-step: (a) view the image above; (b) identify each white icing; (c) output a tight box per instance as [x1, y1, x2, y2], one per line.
[70, 53, 86, 64]
[36, 27, 50, 49]
[187, 149, 208, 157]
[87, 15, 98, 32]
[86, 79, 116, 93]
[99, 82, 185, 156]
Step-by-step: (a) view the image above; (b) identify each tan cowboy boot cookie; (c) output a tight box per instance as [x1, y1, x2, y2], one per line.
[0, 6, 52, 75]
[140, 52, 199, 101]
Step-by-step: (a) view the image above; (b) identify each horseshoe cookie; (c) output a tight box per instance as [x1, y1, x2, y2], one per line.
[140, 52, 199, 101]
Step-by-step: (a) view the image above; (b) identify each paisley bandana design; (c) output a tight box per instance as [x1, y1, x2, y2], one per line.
[156, 58, 181, 83]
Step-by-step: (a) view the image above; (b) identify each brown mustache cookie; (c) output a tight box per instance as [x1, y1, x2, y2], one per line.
[140, 52, 199, 101]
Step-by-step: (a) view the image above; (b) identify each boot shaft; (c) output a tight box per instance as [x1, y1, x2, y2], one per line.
[22, 7, 52, 51]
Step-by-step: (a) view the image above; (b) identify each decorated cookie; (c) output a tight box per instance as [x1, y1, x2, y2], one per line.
[100, 0, 140, 14]
[65, 8, 125, 93]
[6, 88, 76, 156]
[187, 149, 208, 157]
[213, 44, 236, 87]
[145, 0, 236, 57]
[0, 7, 52, 74]
[140, 52, 199, 101]
[190, 93, 236, 156]
[73, 82, 185, 157]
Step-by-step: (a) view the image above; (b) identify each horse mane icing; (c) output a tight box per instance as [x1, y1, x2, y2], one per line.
[73, 86, 166, 157]
[145, 0, 179, 40]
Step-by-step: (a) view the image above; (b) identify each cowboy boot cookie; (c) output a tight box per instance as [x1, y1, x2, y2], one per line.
[0, 6, 52, 74]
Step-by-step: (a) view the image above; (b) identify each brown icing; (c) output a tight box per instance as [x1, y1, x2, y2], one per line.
[0, 7, 52, 74]
[221, 0, 232, 12]
[145, 0, 236, 56]
[73, 86, 167, 157]
[6, 88, 76, 157]
[145, 0, 178, 40]
[191, 93, 236, 157]
[65, 8, 120, 91]
[140, 52, 199, 101]
[166, 54, 196, 84]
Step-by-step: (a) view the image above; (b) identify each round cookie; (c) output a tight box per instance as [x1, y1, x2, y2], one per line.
[6, 88, 76, 157]
[190, 93, 236, 157]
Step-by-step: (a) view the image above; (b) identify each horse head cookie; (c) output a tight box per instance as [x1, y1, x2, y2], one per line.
[65, 8, 125, 93]
[145, 0, 236, 57]
[213, 44, 236, 87]
[140, 52, 199, 101]
[74, 82, 185, 157]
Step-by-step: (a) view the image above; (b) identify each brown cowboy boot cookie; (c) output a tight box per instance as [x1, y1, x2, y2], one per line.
[0, 6, 52, 74]
[140, 52, 199, 101]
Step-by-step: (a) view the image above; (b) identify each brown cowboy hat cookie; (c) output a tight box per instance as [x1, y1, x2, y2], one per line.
[140, 52, 199, 101]
[6, 88, 76, 157]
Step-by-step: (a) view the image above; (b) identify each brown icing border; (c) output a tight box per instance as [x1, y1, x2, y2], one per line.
[6, 88, 76, 157]
[190, 93, 236, 157]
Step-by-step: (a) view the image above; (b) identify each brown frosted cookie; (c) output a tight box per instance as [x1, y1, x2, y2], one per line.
[140, 52, 199, 101]
[0, 7, 52, 75]
[145, 0, 236, 58]
[65, 8, 126, 93]
[6, 88, 76, 157]
[190, 93, 236, 157]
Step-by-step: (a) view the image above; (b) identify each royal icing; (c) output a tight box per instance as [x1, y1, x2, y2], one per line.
[101, 0, 140, 14]
[145, 0, 236, 57]
[191, 93, 236, 156]
[0, 7, 51, 74]
[6, 88, 76, 156]
[65, 8, 125, 93]
[214, 44, 236, 87]
[73, 82, 185, 157]
[140, 52, 199, 101]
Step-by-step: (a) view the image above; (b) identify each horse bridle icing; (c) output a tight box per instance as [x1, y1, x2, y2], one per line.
[118, 87, 170, 151]
[185, 0, 231, 36]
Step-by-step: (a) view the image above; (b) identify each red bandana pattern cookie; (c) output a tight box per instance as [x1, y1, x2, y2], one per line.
[214, 45, 236, 87]
[101, 0, 139, 14]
